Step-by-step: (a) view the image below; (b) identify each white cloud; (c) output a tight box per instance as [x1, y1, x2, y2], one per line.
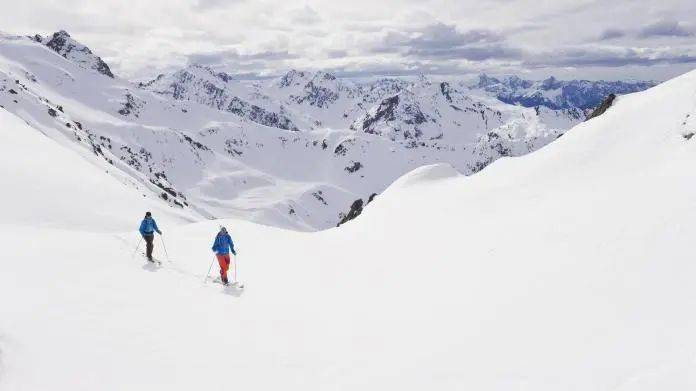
[2, 0, 695, 80]
[289, 5, 322, 25]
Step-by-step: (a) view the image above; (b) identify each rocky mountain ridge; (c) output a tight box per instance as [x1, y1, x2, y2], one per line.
[475, 73, 655, 110]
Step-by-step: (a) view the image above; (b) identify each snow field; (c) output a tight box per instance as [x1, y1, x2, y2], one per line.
[1, 64, 696, 390]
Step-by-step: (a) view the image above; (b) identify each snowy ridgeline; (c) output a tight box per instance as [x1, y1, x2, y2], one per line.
[0, 31, 654, 231]
[0, 64, 695, 390]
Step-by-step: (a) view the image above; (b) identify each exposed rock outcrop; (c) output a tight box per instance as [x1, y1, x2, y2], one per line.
[44, 30, 114, 78]
[585, 94, 617, 121]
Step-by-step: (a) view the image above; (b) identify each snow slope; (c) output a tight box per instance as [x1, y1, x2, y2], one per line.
[1, 64, 696, 390]
[0, 109, 193, 230]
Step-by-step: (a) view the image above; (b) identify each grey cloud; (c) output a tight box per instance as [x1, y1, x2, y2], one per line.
[187, 49, 298, 65]
[407, 44, 523, 61]
[374, 23, 514, 61]
[241, 50, 299, 61]
[526, 47, 696, 68]
[599, 29, 626, 40]
[639, 19, 693, 38]
[408, 23, 503, 49]
[184, 49, 299, 78]
[372, 31, 411, 53]
[327, 49, 349, 59]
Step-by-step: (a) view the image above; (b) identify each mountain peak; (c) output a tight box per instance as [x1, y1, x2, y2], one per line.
[502, 75, 533, 89]
[477, 74, 501, 88]
[278, 69, 309, 87]
[53, 30, 71, 38]
[186, 63, 234, 83]
[313, 70, 336, 81]
[541, 76, 560, 89]
[417, 73, 431, 85]
[43, 30, 115, 78]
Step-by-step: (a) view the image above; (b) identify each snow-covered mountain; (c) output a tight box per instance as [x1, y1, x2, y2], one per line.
[144, 64, 300, 132]
[35, 30, 114, 78]
[1, 58, 695, 390]
[0, 31, 653, 230]
[475, 73, 655, 110]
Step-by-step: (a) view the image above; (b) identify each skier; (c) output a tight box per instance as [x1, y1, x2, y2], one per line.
[139, 212, 162, 262]
[211, 226, 236, 285]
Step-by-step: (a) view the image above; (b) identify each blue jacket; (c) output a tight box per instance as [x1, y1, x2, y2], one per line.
[139, 217, 161, 236]
[212, 232, 235, 255]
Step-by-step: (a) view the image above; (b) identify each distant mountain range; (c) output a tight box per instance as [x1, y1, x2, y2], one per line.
[0, 30, 657, 230]
[476, 74, 656, 110]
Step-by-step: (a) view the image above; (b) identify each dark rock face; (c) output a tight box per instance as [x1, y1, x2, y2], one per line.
[182, 134, 210, 151]
[44, 30, 115, 78]
[118, 93, 144, 117]
[282, 71, 342, 108]
[353, 93, 429, 140]
[345, 161, 363, 173]
[361, 95, 399, 132]
[227, 97, 299, 131]
[336, 192, 379, 226]
[440, 82, 453, 102]
[278, 70, 308, 87]
[337, 198, 364, 226]
[334, 140, 351, 156]
[312, 191, 328, 205]
[294, 81, 339, 108]
[585, 94, 617, 121]
[138, 74, 165, 88]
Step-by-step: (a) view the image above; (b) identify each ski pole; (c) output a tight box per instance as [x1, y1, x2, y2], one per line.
[160, 234, 171, 262]
[233, 253, 239, 283]
[131, 237, 143, 259]
[204, 256, 215, 283]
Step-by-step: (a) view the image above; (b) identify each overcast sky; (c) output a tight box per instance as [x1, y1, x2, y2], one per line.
[2, 0, 695, 81]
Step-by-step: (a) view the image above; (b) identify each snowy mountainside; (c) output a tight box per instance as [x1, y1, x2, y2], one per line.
[0, 107, 192, 230]
[146, 64, 300, 131]
[1, 66, 695, 391]
[0, 31, 649, 230]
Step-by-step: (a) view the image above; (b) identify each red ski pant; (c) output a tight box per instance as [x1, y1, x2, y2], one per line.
[217, 254, 231, 282]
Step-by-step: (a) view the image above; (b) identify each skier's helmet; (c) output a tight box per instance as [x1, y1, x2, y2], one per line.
[145, 211, 152, 217]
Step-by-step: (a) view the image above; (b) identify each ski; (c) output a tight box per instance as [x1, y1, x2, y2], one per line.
[210, 277, 244, 288]
[142, 254, 162, 265]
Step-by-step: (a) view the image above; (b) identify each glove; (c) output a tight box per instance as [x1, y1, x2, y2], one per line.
[232, 250, 237, 256]
[157, 230, 162, 235]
